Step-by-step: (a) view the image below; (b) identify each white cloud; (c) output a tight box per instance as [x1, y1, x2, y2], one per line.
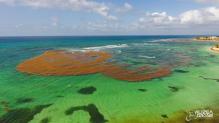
[70, 6, 219, 34]
[0, 0, 117, 20]
[137, 7, 219, 27]
[0, 0, 15, 5]
[131, 6, 219, 35]
[116, 2, 133, 13]
[124, 3, 133, 10]
[180, 9, 203, 24]
[180, 7, 219, 24]
[140, 12, 176, 25]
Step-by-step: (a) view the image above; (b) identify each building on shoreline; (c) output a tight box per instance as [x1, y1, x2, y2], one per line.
[195, 36, 219, 41]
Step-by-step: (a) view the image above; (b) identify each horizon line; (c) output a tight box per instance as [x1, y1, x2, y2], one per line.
[0, 34, 215, 38]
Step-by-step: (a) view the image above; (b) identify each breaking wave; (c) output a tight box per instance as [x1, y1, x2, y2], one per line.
[138, 55, 156, 59]
[61, 44, 128, 52]
[83, 44, 128, 50]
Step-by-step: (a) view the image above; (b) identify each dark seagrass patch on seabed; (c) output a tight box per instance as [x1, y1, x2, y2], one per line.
[208, 54, 216, 58]
[138, 89, 147, 92]
[65, 104, 107, 123]
[174, 69, 189, 73]
[161, 114, 168, 118]
[200, 76, 219, 82]
[0, 101, 10, 112]
[16, 97, 34, 104]
[56, 95, 64, 98]
[78, 86, 96, 95]
[0, 104, 52, 123]
[168, 86, 179, 92]
[40, 117, 50, 123]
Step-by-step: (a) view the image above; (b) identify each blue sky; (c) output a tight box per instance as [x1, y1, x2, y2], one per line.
[0, 0, 219, 36]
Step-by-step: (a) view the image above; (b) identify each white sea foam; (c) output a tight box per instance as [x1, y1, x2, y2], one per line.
[83, 44, 128, 51]
[63, 48, 88, 52]
[149, 38, 193, 43]
[148, 39, 173, 42]
[143, 43, 160, 45]
[132, 42, 160, 46]
[138, 55, 156, 59]
[61, 44, 128, 52]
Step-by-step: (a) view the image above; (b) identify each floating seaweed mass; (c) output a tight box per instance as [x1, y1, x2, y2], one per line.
[78, 86, 96, 95]
[16, 97, 34, 104]
[0, 104, 51, 123]
[16, 50, 171, 82]
[65, 104, 107, 123]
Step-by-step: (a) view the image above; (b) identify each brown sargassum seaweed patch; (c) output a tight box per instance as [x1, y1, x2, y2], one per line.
[17, 50, 171, 82]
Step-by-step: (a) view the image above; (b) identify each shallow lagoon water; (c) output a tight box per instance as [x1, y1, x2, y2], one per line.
[0, 36, 219, 123]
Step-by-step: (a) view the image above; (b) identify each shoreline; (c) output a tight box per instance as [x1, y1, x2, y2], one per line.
[194, 36, 219, 41]
[211, 47, 219, 52]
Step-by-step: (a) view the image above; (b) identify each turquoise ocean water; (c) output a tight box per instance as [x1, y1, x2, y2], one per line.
[0, 36, 219, 123]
